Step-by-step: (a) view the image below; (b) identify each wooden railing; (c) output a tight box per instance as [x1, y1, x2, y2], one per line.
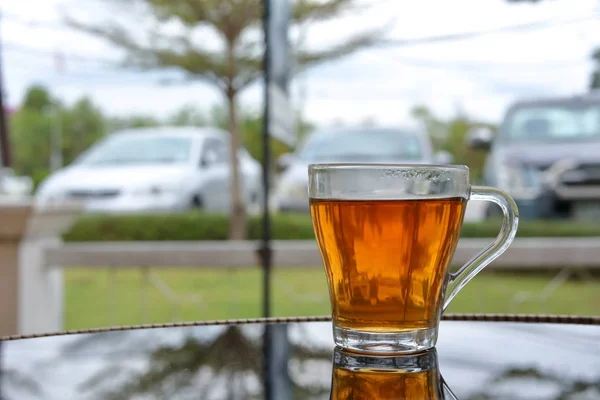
[9, 235, 600, 336]
[44, 238, 600, 270]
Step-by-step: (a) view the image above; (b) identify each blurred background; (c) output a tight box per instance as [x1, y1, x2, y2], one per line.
[1, 0, 600, 334]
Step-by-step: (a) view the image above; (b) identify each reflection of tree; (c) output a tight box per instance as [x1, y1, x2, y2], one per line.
[465, 366, 600, 400]
[80, 327, 261, 399]
[289, 342, 334, 398]
[1, 368, 45, 399]
[61, 331, 133, 355]
[63, 326, 332, 400]
[1, 341, 45, 400]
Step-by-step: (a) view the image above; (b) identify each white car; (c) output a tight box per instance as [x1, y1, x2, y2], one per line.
[274, 126, 452, 212]
[35, 126, 263, 214]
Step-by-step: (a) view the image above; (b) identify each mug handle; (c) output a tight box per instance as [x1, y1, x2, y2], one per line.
[443, 186, 520, 311]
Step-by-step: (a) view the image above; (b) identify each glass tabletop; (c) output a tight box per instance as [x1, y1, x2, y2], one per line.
[2, 317, 600, 399]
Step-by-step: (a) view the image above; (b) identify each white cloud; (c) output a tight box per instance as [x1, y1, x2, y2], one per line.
[3, 0, 600, 129]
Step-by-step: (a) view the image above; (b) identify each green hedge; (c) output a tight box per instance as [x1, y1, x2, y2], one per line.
[62, 212, 600, 242]
[63, 212, 315, 242]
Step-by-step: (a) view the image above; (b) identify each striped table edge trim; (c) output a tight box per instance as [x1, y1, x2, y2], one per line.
[3, 313, 600, 341]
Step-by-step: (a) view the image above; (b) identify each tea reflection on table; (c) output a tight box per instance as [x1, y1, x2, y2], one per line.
[330, 347, 458, 400]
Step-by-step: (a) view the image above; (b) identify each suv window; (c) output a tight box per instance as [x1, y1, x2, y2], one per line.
[297, 129, 424, 162]
[503, 104, 600, 143]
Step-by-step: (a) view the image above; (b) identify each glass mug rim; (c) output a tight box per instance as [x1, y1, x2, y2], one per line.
[309, 163, 471, 201]
[308, 162, 469, 172]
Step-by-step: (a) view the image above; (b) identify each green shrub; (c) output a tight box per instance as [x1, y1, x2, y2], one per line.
[460, 219, 600, 238]
[63, 212, 317, 242]
[62, 213, 600, 242]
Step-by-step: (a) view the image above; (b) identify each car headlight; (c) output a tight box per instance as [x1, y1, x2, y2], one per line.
[36, 187, 65, 203]
[34, 191, 68, 211]
[133, 183, 180, 196]
[497, 162, 542, 196]
[276, 181, 308, 200]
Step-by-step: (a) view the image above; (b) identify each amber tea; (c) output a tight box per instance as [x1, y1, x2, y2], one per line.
[331, 361, 442, 400]
[310, 197, 466, 333]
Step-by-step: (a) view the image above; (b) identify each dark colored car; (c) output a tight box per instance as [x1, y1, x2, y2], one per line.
[468, 92, 600, 220]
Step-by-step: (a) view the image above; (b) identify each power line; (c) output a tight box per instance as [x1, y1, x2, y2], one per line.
[4, 59, 195, 86]
[3, 41, 118, 66]
[2, 12, 74, 32]
[5, 6, 599, 42]
[393, 56, 589, 71]
[4, 10, 599, 60]
[3, 37, 591, 75]
[378, 13, 600, 48]
[4, 57, 588, 90]
[4, 53, 190, 85]
[1, 10, 597, 86]
[3, 50, 590, 89]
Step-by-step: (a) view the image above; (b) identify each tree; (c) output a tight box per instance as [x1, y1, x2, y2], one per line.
[410, 105, 447, 150]
[206, 103, 314, 163]
[411, 105, 494, 182]
[60, 98, 107, 165]
[60, 326, 332, 399]
[11, 84, 313, 191]
[10, 85, 108, 188]
[107, 114, 162, 132]
[11, 86, 58, 185]
[466, 366, 600, 400]
[168, 103, 208, 127]
[21, 84, 53, 113]
[359, 116, 378, 127]
[11, 86, 55, 182]
[11, 106, 53, 181]
[589, 48, 600, 90]
[65, 0, 386, 239]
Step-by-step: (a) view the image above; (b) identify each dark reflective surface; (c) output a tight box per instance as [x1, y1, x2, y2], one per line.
[2, 321, 600, 399]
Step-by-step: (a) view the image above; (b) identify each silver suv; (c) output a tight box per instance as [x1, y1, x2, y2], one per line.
[468, 93, 600, 220]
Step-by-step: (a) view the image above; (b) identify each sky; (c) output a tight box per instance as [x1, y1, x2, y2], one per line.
[3, 0, 600, 129]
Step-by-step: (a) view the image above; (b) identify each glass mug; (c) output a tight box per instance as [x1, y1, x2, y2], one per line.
[309, 164, 519, 353]
[331, 347, 457, 400]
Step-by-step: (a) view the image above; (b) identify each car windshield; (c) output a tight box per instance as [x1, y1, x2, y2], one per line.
[503, 104, 600, 143]
[296, 129, 423, 162]
[76, 135, 193, 166]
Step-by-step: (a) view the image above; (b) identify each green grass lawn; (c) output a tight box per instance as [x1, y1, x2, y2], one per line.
[64, 267, 600, 330]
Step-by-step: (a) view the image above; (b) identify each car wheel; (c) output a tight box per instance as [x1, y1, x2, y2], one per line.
[191, 195, 204, 210]
[247, 192, 261, 215]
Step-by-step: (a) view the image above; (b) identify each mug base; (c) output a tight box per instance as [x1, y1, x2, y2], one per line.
[333, 325, 437, 354]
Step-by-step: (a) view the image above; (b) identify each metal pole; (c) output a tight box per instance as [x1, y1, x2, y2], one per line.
[0, 11, 12, 168]
[50, 51, 63, 171]
[50, 102, 63, 171]
[267, 324, 292, 400]
[0, 341, 3, 400]
[261, 0, 273, 321]
[261, 0, 273, 398]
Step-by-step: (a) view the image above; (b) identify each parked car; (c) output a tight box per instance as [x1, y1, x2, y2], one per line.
[467, 92, 600, 220]
[273, 126, 452, 212]
[35, 126, 263, 214]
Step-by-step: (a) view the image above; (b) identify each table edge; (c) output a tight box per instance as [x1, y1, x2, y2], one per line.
[3, 313, 599, 341]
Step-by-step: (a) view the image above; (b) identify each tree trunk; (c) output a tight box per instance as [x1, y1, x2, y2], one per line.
[226, 87, 247, 240]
